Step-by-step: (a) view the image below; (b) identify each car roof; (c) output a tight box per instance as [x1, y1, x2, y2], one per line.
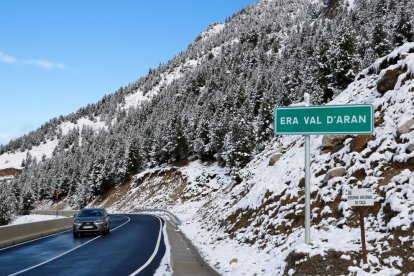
[81, 207, 105, 211]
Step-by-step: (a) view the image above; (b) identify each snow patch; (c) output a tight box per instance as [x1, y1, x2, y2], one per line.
[0, 139, 59, 170]
[199, 23, 225, 42]
[123, 59, 199, 110]
[59, 116, 107, 136]
[345, 0, 355, 11]
[7, 214, 65, 226]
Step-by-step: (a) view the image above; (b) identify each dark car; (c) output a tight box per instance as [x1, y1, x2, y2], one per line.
[73, 208, 110, 238]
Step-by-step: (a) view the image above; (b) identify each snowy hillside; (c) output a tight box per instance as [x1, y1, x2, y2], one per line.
[0, 116, 107, 171]
[98, 43, 414, 275]
[1, 0, 413, 271]
[0, 140, 58, 170]
[122, 58, 201, 110]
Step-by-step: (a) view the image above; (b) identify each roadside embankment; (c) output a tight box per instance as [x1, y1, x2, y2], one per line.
[166, 222, 220, 276]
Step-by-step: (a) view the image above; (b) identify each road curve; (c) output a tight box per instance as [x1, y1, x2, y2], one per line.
[0, 214, 166, 276]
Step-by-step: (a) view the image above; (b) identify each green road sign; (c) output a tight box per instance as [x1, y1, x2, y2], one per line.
[274, 104, 374, 135]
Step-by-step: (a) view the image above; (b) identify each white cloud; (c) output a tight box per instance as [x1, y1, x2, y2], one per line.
[24, 59, 65, 69]
[0, 51, 65, 69]
[0, 52, 17, 64]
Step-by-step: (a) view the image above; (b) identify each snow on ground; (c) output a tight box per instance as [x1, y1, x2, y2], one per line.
[123, 65, 183, 109]
[179, 218, 276, 275]
[345, 0, 355, 11]
[122, 25, 236, 111]
[7, 214, 65, 226]
[123, 58, 200, 110]
[199, 23, 225, 42]
[0, 139, 58, 170]
[210, 37, 240, 59]
[59, 116, 107, 136]
[0, 176, 14, 181]
[109, 43, 414, 275]
[0, 116, 108, 170]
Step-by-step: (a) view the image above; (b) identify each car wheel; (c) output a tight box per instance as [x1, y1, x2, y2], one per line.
[107, 225, 110, 234]
[73, 232, 79, 238]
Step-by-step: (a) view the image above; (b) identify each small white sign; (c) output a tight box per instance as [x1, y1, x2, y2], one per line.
[348, 188, 375, 206]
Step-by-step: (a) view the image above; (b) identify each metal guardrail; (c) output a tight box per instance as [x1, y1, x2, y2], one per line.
[32, 210, 79, 217]
[133, 208, 182, 225]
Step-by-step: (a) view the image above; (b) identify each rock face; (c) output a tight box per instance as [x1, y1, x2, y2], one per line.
[0, 168, 21, 177]
[377, 68, 404, 94]
[229, 257, 238, 265]
[323, 167, 346, 183]
[321, 135, 349, 152]
[397, 117, 414, 137]
[268, 153, 283, 166]
[407, 143, 414, 153]
[350, 135, 375, 152]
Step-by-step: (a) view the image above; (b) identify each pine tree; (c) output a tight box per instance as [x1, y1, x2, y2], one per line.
[330, 26, 360, 93]
[393, 4, 413, 46]
[224, 111, 255, 168]
[20, 189, 34, 215]
[0, 184, 16, 225]
[127, 138, 143, 175]
[194, 120, 214, 161]
[371, 19, 392, 58]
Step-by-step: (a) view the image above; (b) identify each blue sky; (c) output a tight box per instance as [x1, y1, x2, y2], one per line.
[0, 0, 256, 145]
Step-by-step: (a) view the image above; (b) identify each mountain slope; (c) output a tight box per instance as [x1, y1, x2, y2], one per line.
[2, 0, 413, 207]
[0, 1, 413, 269]
[96, 43, 414, 275]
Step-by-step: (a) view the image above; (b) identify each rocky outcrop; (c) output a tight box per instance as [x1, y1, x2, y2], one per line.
[377, 68, 405, 94]
[268, 152, 283, 166]
[350, 135, 375, 152]
[0, 168, 21, 177]
[321, 135, 349, 153]
[407, 143, 414, 153]
[397, 117, 414, 137]
[322, 167, 346, 183]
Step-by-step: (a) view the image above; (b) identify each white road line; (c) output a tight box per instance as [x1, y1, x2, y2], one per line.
[10, 215, 131, 276]
[111, 215, 131, 231]
[129, 216, 163, 276]
[0, 230, 72, 251]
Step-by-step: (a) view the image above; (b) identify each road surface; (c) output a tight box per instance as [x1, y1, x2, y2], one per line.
[0, 214, 166, 275]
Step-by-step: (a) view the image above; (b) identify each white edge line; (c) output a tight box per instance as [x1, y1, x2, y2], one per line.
[153, 221, 172, 275]
[130, 216, 163, 276]
[10, 215, 131, 276]
[0, 229, 72, 251]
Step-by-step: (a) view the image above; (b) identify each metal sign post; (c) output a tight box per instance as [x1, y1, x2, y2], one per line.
[274, 94, 374, 244]
[304, 94, 311, 244]
[56, 191, 59, 218]
[304, 134, 310, 243]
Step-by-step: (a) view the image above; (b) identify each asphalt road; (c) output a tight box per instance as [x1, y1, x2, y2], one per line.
[0, 214, 166, 276]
